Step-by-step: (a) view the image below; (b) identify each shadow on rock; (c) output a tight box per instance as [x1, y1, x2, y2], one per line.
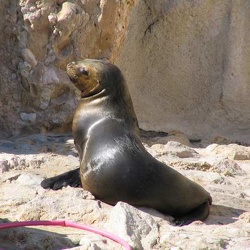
[206, 204, 246, 225]
[0, 134, 77, 156]
[0, 219, 76, 250]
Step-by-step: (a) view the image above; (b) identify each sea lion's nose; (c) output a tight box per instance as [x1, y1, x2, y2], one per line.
[67, 61, 76, 68]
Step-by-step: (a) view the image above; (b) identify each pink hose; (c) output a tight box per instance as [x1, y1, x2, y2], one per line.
[0, 220, 133, 250]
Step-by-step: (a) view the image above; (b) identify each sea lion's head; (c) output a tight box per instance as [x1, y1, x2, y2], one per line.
[66, 59, 125, 98]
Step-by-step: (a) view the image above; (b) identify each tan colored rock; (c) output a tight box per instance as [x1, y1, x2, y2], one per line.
[115, 0, 250, 143]
[0, 134, 250, 249]
[53, 2, 87, 54]
[239, 212, 250, 223]
[79, 234, 120, 250]
[206, 143, 250, 160]
[150, 142, 199, 162]
[105, 202, 159, 250]
[0, 0, 135, 137]
[210, 158, 246, 176]
[167, 158, 213, 172]
[2, 0, 250, 143]
[21, 48, 38, 68]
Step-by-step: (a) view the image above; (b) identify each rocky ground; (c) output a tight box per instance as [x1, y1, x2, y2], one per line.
[0, 132, 249, 250]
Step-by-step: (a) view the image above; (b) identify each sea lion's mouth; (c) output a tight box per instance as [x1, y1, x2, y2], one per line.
[67, 61, 77, 72]
[69, 75, 78, 84]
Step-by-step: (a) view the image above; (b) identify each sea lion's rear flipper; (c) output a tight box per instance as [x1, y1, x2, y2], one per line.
[174, 200, 211, 226]
[41, 168, 81, 190]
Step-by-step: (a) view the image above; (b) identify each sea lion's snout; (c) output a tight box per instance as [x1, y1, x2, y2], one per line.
[67, 62, 89, 78]
[67, 62, 78, 83]
[67, 61, 76, 69]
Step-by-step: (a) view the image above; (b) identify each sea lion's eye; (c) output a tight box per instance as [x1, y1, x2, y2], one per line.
[80, 67, 89, 76]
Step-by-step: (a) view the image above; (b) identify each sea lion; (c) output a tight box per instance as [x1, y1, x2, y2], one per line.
[41, 59, 212, 226]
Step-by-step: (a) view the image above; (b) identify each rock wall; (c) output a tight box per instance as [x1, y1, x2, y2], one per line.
[0, 1, 21, 138]
[115, 0, 250, 143]
[1, 0, 250, 142]
[0, 0, 134, 138]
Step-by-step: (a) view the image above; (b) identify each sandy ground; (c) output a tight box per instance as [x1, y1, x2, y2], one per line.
[0, 133, 249, 249]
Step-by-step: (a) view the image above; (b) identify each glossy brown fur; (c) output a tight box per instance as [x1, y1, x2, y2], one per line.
[41, 59, 212, 225]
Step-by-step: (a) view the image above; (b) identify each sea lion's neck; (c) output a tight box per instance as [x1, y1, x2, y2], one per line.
[80, 89, 107, 102]
[78, 88, 139, 134]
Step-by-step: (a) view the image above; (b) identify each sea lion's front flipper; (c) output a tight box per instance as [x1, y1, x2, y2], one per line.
[41, 168, 81, 190]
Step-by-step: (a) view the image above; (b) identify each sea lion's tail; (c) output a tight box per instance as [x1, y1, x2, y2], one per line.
[174, 199, 212, 226]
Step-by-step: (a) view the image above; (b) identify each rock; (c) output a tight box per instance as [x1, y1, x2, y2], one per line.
[182, 170, 225, 185]
[213, 226, 248, 238]
[160, 228, 229, 250]
[20, 112, 37, 122]
[163, 158, 213, 172]
[209, 158, 246, 176]
[0, 0, 135, 136]
[105, 202, 159, 250]
[0, 160, 9, 173]
[148, 141, 199, 162]
[79, 234, 111, 250]
[18, 187, 109, 224]
[0, 183, 37, 211]
[2, 0, 250, 142]
[0, 154, 45, 171]
[115, 1, 250, 142]
[54, 2, 86, 53]
[41, 67, 61, 85]
[212, 136, 234, 145]
[51, 89, 70, 105]
[1, 132, 250, 249]
[206, 144, 250, 160]
[165, 141, 199, 158]
[16, 173, 43, 187]
[0, 226, 75, 250]
[159, 130, 192, 147]
[21, 48, 37, 68]
[18, 61, 32, 77]
[48, 13, 57, 26]
[242, 189, 250, 199]
[239, 212, 250, 223]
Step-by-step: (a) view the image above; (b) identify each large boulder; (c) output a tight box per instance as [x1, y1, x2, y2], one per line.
[115, 0, 250, 142]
